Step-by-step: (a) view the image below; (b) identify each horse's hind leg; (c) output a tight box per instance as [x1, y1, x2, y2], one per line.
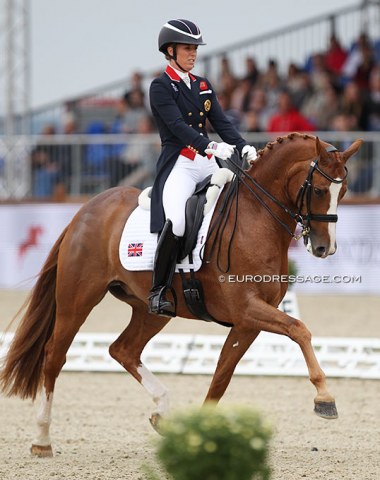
[108, 299, 171, 430]
[31, 280, 108, 457]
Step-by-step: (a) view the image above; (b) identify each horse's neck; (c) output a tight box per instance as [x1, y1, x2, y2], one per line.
[234, 156, 297, 257]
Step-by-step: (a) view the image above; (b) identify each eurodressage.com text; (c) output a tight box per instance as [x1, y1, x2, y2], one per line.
[218, 274, 362, 284]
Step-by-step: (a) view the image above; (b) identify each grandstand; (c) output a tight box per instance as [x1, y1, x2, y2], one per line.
[0, 0, 380, 200]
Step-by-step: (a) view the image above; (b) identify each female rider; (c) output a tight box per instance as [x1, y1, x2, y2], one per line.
[148, 19, 257, 317]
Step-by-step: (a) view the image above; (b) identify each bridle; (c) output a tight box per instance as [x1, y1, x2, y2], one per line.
[204, 142, 348, 272]
[294, 145, 347, 243]
[225, 144, 348, 242]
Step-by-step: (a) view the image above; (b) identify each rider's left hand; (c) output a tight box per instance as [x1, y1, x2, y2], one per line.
[242, 144, 257, 161]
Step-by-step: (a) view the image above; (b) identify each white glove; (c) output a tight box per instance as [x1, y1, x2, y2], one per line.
[205, 141, 235, 160]
[242, 144, 257, 161]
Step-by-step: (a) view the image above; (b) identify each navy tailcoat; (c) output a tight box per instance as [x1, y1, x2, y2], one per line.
[149, 65, 247, 233]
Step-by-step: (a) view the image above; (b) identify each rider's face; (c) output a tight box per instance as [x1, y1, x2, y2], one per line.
[169, 44, 198, 72]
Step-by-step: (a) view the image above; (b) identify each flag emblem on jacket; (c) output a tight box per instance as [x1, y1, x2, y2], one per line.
[128, 243, 143, 257]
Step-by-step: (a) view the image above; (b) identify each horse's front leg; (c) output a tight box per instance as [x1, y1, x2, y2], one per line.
[238, 297, 338, 419]
[205, 327, 261, 403]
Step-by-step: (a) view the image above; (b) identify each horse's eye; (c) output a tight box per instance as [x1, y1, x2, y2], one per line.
[314, 187, 323, 197]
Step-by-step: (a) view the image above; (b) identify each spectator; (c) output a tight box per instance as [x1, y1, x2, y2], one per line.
[123, 89, 149, 133]
[301, 73, 340, 130]
[241, 111, 262, 132]
[261, 59, 284, 111]
[340, 81, 367, 130]
[31, 124, 62, 198]
[243, 56, 260, 86]
[364, 67, 380, 131]
[330, 112, 372, 193]
[342, 32, 372, 82]
[218, 54, 237, 101]
[230, 77, 254, 114]
[216, 91, 242, 130]
[325, 34, 348, 77]
[352, 41, 376, 91]
[307, 53, 331, 91]
[248, 87, 273, 131]
[267, 89, 315, 133]
[118, 115, 158, 188]
[286, 63, 313, 109]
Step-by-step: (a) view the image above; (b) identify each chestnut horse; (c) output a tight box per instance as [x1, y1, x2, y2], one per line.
[1, 133, 362, 457]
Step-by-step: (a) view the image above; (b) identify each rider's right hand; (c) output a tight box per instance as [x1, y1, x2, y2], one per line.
[205, 141, 235, 160]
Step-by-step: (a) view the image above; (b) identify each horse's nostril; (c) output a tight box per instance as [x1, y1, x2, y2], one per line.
[316, 246, 326, 256]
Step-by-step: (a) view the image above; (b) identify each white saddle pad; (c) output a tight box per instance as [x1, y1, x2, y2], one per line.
[119, 198, 218, 273]
[119, 169, 234, 272]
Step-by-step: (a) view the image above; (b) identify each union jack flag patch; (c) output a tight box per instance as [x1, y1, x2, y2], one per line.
[127, 243, 143, 257]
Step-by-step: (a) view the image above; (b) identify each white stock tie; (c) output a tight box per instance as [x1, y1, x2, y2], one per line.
[183, 75, 191, 89]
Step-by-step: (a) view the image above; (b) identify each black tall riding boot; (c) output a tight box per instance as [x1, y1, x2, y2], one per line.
[148, 219, 180, 317]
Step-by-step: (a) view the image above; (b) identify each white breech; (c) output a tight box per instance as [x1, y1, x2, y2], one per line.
[162, 153, 219, 237]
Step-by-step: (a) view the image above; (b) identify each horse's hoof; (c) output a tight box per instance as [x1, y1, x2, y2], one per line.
[149, 413, 164, 435]
[30, 444, 53, 457]
[314, 401, 338, 419]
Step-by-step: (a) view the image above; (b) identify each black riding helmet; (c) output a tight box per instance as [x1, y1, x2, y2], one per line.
[158, 19, 206, 61]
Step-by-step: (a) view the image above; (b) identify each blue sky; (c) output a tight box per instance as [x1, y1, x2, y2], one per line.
[31, 0, 352, 107]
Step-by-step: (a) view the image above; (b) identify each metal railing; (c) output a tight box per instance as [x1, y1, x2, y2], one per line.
[0, 132, 378, 201]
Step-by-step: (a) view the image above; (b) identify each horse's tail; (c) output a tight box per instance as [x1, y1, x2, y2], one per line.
[0, 226, 69, 400]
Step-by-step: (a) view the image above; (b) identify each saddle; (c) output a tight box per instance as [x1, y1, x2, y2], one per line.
[179, 175, 212, 260]
[177, 170, 233, 326]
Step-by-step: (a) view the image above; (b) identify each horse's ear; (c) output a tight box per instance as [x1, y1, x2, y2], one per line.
[342, 139, 364, 164]
[315, 137, 330, 166]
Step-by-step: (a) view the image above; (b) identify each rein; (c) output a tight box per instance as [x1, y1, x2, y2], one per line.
[225, 144, 347, 241]
[203, 143, 347, 271]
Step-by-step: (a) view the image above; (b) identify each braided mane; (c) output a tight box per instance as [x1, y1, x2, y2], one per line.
[250, 132, 316, 165]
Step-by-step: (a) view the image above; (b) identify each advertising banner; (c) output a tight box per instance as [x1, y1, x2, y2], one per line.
[0, 204, 379, 293]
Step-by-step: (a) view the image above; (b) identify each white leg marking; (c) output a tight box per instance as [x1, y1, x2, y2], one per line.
[327, 181, 343, 254]
[33, 387, 53, 446]
[138, 364, 170, 416]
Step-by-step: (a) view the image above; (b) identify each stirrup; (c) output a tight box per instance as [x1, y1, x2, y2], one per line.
[148, 286, 177, 317]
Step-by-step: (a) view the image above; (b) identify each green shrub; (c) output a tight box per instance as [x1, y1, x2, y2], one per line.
[150, 404, 272, 480]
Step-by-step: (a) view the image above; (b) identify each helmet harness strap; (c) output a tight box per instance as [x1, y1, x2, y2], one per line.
[167, 44, 188, 73]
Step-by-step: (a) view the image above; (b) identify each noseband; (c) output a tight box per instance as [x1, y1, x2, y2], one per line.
[224, 144, 347, 242]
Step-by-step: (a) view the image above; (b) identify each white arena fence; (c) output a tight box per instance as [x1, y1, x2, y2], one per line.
[1, 292, 379, 379]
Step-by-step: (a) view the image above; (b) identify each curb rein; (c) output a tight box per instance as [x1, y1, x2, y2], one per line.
[226, 144, 348, 245]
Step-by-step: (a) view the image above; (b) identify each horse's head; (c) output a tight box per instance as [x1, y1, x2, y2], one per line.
[288, 136, 363, 258]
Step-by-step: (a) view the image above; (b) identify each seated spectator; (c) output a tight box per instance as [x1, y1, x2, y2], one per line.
[84, 121, 109, 175]
[31, 124, 62, 198]
[352, 41, 376, 91]
[261, 59, 284, 112]
[301, 73, 340, 130]
[218, 54, 237, 101]
[240, 111, 262, 132]
[106, 95, 129, 186]
[342, 32, 372, 82]
[286, 63, 313, 109]
[123, 89, 149, 133]
[230, 77, 254, 114]
[364, 67, 380, 131]
[248, 87, 274, 131]
[330, 112, 372, 193]
[267, 89, 315, 133]
[243, 56, 261, 86]
[340, 81, 367, 130]
[307, 53, 331, 91]
[118, 116, 158, 189]
[217, 91, 242, 130]
[324, 34, 348, 77]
